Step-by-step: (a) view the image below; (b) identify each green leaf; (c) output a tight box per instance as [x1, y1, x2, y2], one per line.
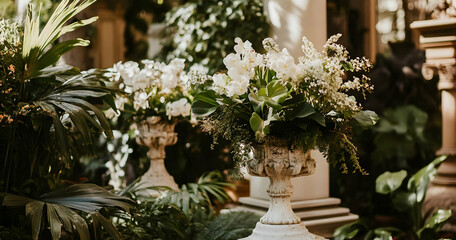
[418, 209, 452, 239]
[34, 39, 90, 74]
[353, 110, 379, 127]
[26, 201, 45, 240]
[249, 112, 263, 133]
[191, 100, 218, 117]
[91, 213, 123, 240]
[193, 90, 219, 106]
[266, 81, 288, 103]
[376, 170, 407, 194]
[333, 220, 363, 240]
[391, 191, 416, 212]
[47, 204, 62, 240]
[309, 112, 325, 126]
[285, 102, 315, 120]
[408, 155, 447, 202]
[191, 91, 220, 117]
[248, 92, 264, 113]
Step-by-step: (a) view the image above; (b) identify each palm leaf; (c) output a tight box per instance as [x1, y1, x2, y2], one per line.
[2, 184, 134, 240]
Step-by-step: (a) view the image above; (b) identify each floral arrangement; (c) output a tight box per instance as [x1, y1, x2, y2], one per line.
[106, 58, 192, 122]
[191, 34, 378, 174]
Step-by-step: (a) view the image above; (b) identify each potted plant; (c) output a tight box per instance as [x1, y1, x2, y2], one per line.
[106, 58, 191, 195]
[191, 35, 377, 239]
[0, 0, 134, 239]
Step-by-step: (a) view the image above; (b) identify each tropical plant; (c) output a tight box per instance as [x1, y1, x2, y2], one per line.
[191, 35, 377, 174]
[0, 0, 115, 194]
[2, 184, 134, 240]
[111, 171, 256, 240]
[334, 156, 451, 240]
[0, 0, 136, 239]
[158, 0, 270, 74]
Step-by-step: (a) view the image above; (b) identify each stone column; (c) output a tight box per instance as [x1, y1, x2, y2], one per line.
[411, 8, 456, 231]
[235, 1, 358, 238]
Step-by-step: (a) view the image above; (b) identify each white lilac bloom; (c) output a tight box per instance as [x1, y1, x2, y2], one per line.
[166, 98, 191, 119]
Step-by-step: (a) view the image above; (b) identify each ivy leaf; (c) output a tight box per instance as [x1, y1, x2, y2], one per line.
[353, 110, 379, 127]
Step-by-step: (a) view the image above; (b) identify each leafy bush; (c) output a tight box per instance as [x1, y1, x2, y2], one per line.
[158, 0, 270, 74]
[334, 156, 451, 240]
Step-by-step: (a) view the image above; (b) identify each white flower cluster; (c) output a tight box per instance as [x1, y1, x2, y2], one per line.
[165, 98, 191, 120]
[0, 19, 21, 48]
[107, 58, 191, 119]
[207, 34, 372, 115]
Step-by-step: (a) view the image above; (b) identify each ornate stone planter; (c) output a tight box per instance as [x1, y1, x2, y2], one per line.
[242, 138, 324, 240]
[135, 116, 179, 196]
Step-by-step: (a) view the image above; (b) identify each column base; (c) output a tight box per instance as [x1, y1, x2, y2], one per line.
[240, 222, 325, 240]
[231, 197, 358, 238]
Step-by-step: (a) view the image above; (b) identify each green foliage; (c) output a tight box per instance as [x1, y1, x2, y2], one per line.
[375, 170, 407, 194]
[2, 184, 134, 240]
[158, 0, 269, 73]
[372, 105, 432, 170]
[202, 211, 259, 240]
[334, 156, 451, 240]
[112, 172, 259, 240]
[0, 0, 115, 194]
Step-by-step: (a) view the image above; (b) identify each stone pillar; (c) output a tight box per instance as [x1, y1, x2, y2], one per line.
[411, 11, 456, 231]
[235, 1, 358, 238]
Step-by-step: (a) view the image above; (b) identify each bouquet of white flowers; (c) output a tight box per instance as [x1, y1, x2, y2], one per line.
[106, 58, 192, 122]
[191, 34, 378, 174]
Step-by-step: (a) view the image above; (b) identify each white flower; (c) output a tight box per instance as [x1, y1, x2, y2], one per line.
[117, 61, 140, 86]
[213, 73, 228, 88]
[160, 71, 179, 90]
[267, 48, 297, 80]
[166, 98, 191, 119]
[226, 79, 249, 97]
[133, 91, 149, 110]
[131, 69, 150, 91]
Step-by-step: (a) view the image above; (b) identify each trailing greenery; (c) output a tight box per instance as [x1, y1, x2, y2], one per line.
[158, 0, 270, 74]
[334, 156, 451, 240]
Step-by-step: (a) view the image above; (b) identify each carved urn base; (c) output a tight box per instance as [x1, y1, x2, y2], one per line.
[244, 138, 325, 239]
[241, 222, 324, 240]
[135, 117, 179, 197]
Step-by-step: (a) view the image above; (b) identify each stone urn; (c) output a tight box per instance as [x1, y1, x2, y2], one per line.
[135, 116, 179, 196]
[242, 138, 324, 240]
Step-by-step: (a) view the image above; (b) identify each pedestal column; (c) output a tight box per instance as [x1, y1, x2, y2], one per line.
[235, 1, 358, 238]
[411, 15, 456, 231]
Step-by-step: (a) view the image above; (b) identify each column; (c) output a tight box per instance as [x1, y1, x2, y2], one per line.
[235, 1, 358, 238]
[411, 10, 456, 231]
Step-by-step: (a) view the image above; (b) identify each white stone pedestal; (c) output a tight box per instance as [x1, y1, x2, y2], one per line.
[241, 222, 324, 240]
[234, 150, 358, 238]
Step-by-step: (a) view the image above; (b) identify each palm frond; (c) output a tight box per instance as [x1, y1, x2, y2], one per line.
[2, 184, 134, 240]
